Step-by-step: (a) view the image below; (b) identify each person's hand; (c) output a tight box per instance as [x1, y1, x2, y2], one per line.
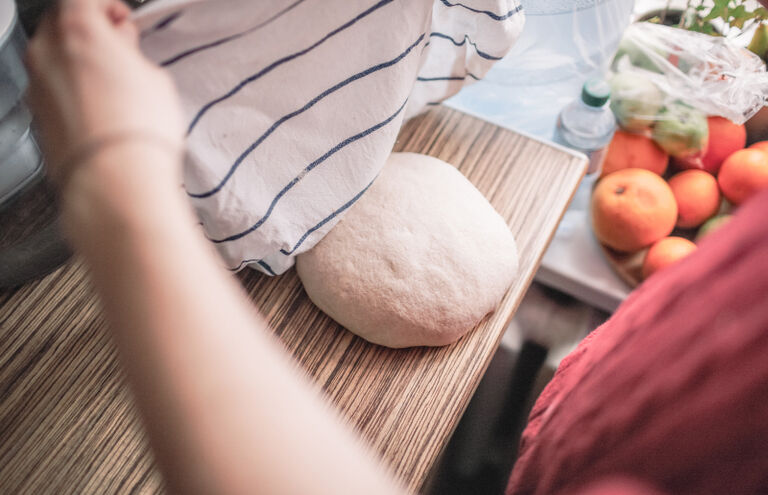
[25, 0, 184, 194]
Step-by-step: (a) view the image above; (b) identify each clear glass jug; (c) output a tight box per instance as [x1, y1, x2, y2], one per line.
[447, 0, 636, 139]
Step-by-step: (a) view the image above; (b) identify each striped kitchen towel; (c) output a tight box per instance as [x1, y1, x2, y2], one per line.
[134, 0, 524, 275]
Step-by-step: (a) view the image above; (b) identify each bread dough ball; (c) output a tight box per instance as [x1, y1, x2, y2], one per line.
[296, 152, 518, 348]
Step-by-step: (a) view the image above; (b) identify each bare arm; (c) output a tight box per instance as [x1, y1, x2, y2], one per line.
[26, 2, 404, 494]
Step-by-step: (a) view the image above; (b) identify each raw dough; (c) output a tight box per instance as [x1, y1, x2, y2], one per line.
[296, 152, 518, 348]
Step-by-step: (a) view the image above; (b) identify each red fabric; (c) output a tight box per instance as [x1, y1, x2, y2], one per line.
[507, 190, 768, 495]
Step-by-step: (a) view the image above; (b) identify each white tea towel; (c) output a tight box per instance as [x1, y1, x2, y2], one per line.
[134, 0, 524, 275]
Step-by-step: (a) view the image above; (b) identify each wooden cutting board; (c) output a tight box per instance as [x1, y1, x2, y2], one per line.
[0, 106, 586, 494]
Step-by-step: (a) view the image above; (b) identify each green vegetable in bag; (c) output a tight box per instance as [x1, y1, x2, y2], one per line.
[610, 72, 665, 133]
[652, 101, 709, 159]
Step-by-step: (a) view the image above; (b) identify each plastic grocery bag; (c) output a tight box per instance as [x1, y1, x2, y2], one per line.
[610, 22, 768, 165]
[448, 0, 634, 139]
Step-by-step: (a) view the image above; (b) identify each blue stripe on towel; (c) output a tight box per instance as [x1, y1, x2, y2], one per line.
[209, 98, 408, 244]
[161, 0, 307, 67]
[140, 10, 183, 38]
[187, 32, 425, 199]
[227, 258, 276, 275]
[428, 32, 503, 60]
[279, 176, 377, 256]
[256, 260, 277, 275]
[438, 0, 523, 21]
[186, 0, 395, 134]
[417, 72, 479, 81]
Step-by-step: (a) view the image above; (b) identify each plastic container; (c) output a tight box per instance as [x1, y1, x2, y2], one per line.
[556, 79, 616, 175]
[0, 0, 42, 207]
[0, 0, 70, 288]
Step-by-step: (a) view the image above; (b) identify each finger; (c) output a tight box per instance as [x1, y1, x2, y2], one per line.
[58, 0, 113, 33]
[25, 9, 58, 71]
[59, 0, 103, 15]
[106, 0, 131, 23]
[31, 5, 60, 40]
[56, 0, 125, 51]
[24, 12, 63, 126]
[107, 1, 139, 45]
[114, 20, 139, 45]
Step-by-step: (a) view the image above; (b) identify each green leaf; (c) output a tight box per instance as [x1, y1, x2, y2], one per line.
[730, 4, 747, 16]
[731, 5, 748, 18]
[682, 0, 766, 33]
[703, 5, 725, 21]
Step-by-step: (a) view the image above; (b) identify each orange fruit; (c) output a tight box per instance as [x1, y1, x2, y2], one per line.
[601, 130, 668, 178]
[696, 116, 746, 174]
[591, 168, 678, 252]
[750, 141, 768, 153]
[667, 170, 721, 228]
[642, 236, 697, 280]
[717, 148, 768, 205]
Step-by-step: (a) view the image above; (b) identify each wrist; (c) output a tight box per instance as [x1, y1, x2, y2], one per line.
[60, 140, 189, 250]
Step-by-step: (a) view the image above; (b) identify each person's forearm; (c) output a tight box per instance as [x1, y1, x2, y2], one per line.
[66, 144, 404, 495]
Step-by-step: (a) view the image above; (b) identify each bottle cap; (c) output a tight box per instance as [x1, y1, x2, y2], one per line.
[581, 79, 611, 107]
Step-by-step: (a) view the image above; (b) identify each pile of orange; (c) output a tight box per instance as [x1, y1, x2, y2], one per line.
[592, 117, 768, 283]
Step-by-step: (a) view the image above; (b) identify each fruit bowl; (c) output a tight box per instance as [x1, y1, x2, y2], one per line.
[598, 244, 646, 288]
[597, 222, 707, 288]
[591, 124, 767, 288]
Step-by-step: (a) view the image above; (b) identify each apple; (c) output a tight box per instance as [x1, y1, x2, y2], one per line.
[652, 101, 709, 159]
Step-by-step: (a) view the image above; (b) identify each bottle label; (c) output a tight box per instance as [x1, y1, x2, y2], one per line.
[586, 147, 607, 175]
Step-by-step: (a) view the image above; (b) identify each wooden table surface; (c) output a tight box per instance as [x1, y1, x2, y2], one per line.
[0, 106, 586, 494]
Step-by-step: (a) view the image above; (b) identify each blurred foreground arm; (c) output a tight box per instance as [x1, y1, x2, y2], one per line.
[26, 1, 404, 494]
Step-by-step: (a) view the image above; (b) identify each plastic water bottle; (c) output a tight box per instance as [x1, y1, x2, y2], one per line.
[556, 79, 616, 175]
